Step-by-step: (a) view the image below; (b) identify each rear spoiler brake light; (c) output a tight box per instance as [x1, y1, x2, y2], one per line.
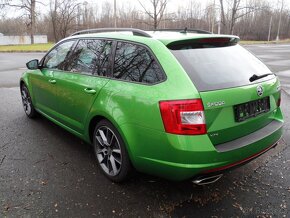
[167, 37, 240, 50]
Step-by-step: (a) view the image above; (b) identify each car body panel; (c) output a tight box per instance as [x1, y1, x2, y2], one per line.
[52, 70, 110, 133]
[20, 30, 284, 181]
[117, 118, 282, 180]
[29, 68, 59, 119]
[200, 77, 281, 145]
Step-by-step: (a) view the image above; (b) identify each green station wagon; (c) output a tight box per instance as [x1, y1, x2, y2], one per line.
[20, 28, 283, 184]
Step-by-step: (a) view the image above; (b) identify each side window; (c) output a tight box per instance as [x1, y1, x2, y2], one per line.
[43, 40, 75, 70]
[67, 39, 112, 76]
[113, 42, 165, 84]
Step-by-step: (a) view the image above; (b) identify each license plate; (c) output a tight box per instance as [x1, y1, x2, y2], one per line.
[234, 97, 270, 122]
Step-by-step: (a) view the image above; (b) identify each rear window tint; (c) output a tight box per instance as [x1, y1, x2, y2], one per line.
[170, 44, 274, 91]
[113, 42, 166, 84]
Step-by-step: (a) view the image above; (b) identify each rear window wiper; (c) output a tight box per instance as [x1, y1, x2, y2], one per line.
[249, 73, 273, 82]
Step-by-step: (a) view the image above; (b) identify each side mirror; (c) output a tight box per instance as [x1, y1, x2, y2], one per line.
[26, 59, 39, 70]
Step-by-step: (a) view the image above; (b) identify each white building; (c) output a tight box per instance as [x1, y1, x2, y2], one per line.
[0, 34, 48, 45]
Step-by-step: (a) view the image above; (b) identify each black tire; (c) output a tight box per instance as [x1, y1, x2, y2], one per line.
[93, 119, 132, 182]
[20, 84, 37, 118]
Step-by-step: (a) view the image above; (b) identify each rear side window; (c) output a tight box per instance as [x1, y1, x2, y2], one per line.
[113, 42, 165, 84]
[170, 43, 274, 91]
[67, 39, 112, 76]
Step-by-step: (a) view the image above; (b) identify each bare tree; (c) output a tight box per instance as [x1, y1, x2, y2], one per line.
[0, 0, 38, 43]
[101, 1, 113, 27]
[276, 0, 285, 40]
[49, 0, 80, 42]
[219, 0, 264, 34]
[0, 17, 27, 34]
[138, 0, 168, 29]
[0, 0, 11, 8]
[219, 0, 226, 32]
[1, 0, 290, 42]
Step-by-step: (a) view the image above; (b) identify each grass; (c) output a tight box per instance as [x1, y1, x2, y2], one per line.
[0, 43, 54, 52]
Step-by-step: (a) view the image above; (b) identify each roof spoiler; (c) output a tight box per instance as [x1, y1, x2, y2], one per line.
[168, 36, 240, 50]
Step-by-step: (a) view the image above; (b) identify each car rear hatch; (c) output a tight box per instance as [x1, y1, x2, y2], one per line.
[168, 36, 281, 146]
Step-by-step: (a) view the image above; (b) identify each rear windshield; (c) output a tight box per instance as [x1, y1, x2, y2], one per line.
[170, 44, 274, 91]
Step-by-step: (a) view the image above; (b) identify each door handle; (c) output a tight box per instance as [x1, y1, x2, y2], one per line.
[84, 88, 96, 94]
[48, 79, 56, 84]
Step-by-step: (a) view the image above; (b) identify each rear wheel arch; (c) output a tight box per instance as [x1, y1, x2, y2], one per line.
[88, 115, 107, 144]
[92, 119, 133, 182]
[88, 115, 135, 166]
[88, 115, 128, 148]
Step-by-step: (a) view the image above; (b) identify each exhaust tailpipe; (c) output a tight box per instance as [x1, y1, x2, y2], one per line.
[192, 174, 223, 185]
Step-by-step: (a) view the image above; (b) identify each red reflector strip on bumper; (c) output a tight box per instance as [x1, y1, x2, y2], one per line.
[204, 142, 278, 174]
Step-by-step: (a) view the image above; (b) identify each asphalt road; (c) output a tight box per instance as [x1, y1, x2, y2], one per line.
[0, 45, 289, 217]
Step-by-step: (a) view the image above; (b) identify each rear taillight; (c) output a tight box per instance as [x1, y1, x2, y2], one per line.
[159, 99, 207, 135]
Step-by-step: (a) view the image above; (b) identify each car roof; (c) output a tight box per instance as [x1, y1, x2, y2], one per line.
[65, 29, 239, 46]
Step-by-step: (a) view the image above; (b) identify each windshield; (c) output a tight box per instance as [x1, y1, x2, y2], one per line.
[170, 44, 274, 91]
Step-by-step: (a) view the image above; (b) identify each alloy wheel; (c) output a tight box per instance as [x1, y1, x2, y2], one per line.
[95, 126, 122, 176]
[21, 86, 32, 115]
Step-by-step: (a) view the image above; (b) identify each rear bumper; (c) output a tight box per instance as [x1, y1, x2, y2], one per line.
[126, 119, 284, 181]
[214, 120, 283, 152]
[190, 139, 280, 184]
[204, 139, 279, 174]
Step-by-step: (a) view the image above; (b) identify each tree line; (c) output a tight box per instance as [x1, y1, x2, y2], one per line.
[0, 0, 289, 43]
